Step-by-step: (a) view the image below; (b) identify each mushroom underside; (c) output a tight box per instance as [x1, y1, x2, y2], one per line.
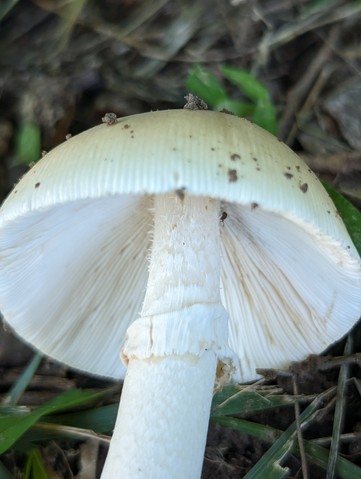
[0, 193, 359, 382]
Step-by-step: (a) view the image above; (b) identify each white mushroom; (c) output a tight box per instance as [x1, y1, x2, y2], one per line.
[0, 109, 360, 478]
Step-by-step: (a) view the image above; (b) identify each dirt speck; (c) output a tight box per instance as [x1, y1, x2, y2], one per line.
[123, 124, 130, 129]
[228, 169, 238, 182]
[284, 172, 293, 179]
[300, 183, 308, 193]
[183, 93, 208, 110]
[35, 182, 40, 188]
[102, 112, 117, 125]
[175, 187, 186, 200]
[220, 211, 227, 225]
[251, 202, 259, 210]
[230, 153, 240, 161]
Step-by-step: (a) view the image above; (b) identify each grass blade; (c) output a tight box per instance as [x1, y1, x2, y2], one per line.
[322, 181, 361, 254]
[213, 415, 361, 479]
[24, 448, 51, 479]
[0, 389, 105, 454]
[186, 65, 228, 107]
[239, 388, 334, 478]
[2, 352, 43, 406]
[0, 461, 14, 479]
[212, 384, 313, 417]
[326, 335, 352, 479]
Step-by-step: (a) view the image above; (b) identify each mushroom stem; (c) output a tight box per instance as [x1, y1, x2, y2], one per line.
[101, 194, 229, 478]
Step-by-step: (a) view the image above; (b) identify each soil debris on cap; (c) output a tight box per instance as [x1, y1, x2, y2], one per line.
[228, 169, 238, 182]
[102, 112, 117, 125]
[175, 186, 187, 200]
[183, 93, 208, 111]
[300, 183, 308, 193]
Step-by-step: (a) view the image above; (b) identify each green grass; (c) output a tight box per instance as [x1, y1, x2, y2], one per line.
[211, 383, 361, 479]
[3, 369, 361, 478]
[186, 64, 278, 135]
[15, 121, 42, 166]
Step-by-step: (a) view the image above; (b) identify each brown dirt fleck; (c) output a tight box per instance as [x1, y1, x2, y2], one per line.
[228, 169, 238, 182]
[300, 183, 308, 193]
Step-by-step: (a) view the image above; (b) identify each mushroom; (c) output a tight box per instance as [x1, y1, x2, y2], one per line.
[0, 109, 360, 478]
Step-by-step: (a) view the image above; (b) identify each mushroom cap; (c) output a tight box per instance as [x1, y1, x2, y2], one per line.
[0, 109, 360, 382]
